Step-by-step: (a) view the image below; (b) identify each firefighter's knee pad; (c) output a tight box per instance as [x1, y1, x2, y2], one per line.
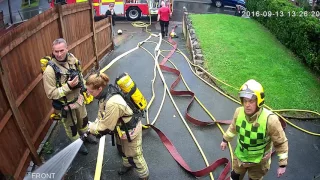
[231, 170, 240, 180]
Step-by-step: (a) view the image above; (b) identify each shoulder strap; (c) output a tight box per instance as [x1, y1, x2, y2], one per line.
[74, 59, 82, 72]
[68, 53, 82, 71]
[106, 84, 122, 99]
[47, 61, 62, 87]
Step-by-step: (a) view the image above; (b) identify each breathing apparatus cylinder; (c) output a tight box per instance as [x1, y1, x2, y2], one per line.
[116, 73, 147, 110]
[40, 56, 52, 72]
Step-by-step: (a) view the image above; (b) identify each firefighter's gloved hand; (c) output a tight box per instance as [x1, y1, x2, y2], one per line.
[95, 133, 102, 139]
[63, 94, 84, 111]
[89, 130, 102, 139]
[67, 76, 79, 89]
[81, 130, 98, 144]
[94, 130, 113, 139]
[80, 131, 89, 141]
[86, 122, 92, 134]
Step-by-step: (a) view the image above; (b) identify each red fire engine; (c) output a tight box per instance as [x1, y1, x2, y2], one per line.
[49, 0, 173, 21]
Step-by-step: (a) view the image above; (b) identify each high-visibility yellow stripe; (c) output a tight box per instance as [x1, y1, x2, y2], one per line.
[278, 153, 288, 160]
[76, 0, 87, 2]
[226, 130, 236, 138]
[94, 130, 99, 135]
[264, 146, 272, 155]
[79, 126, 88, 131]
[116, 126, 124, 137]
[58, 87, 65, 97]
[115, 2, 123, 4]
[93, 2, 100, 6]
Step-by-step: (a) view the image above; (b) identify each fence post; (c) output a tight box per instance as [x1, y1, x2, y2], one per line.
[57, 4, 66, 38]
[182, 12, 186, 39]
[0, 59, 42, 166]
[109, 16, 114, 50]
[89, 0, 99, 69]
[0, 11, 4, 29]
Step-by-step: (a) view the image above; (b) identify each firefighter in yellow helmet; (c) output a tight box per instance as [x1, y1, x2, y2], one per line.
[85, 72, 149, 180]
[43, 38, 97, 155]
[220, 79, 288, 180]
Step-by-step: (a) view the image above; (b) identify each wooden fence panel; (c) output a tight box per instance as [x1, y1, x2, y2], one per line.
[70, 38, 95, 70]
[0, 9, 59, 57]
[62, 3, 96, 73]
[0, 116, 27, 178]
[63, 5, 92, 45]
[95, 17, 113, 60]
[19, 81, 52, 139]
[0, 79, 10, 131]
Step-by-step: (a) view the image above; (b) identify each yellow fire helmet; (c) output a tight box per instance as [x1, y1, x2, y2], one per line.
[239, 79, 265, 107]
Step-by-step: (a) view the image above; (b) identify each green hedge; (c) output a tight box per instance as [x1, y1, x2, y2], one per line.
[246, 0, 320, 72]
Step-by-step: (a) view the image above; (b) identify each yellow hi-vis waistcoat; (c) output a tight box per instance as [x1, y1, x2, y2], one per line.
[234, 107, 272, 163]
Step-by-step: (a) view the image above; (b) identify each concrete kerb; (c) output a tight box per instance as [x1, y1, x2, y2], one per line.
[183, 9, 218, 86]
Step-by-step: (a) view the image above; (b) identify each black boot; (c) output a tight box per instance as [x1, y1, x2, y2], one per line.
[118, 166, 132, 175]
[78, 144, 88, 155]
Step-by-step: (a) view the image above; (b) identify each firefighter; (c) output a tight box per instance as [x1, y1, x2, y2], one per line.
[105, 3, 116, 26]
[220, 79, 288, 180]
[157, 1, 172, 37]
[43, 38, 97, 155]
[105, 3, 116, 36]
[86, 72, 149, 180]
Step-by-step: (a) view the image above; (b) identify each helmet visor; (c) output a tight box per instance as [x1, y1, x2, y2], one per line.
[239, 90, 255, 99]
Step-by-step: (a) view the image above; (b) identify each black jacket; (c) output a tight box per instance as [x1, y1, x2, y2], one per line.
[105, 10, 116, 26]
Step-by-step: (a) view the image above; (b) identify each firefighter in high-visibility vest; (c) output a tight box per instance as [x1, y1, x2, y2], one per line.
[220, 79, 288, 180]
[86, 72, 149, 180]
[42, 38, 97, 155]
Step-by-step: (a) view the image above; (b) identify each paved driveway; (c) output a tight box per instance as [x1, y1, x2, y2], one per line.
[40, 1, 320, 180]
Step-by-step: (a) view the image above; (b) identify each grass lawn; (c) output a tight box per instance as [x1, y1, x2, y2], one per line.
[190, 14, 320, 113]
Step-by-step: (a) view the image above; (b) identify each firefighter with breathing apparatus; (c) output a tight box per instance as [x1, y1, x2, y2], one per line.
[86, 72, 149, 180]
[42, 38, 97, 155]
[220, 79, 288, 180]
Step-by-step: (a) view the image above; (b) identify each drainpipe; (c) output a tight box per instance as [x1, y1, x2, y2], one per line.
[8, 0, 13, 24]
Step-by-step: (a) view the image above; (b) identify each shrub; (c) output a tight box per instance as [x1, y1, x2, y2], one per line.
[247, 0, 320, 72]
